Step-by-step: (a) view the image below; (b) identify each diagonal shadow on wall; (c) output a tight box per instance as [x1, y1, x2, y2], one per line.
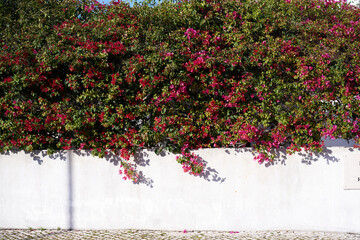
[67, 151, 74, 230]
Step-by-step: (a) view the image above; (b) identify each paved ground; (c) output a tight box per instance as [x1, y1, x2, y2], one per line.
[0, 229, 359, 240]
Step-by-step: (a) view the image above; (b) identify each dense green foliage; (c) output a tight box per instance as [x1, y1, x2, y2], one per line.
[1, 0, 360, 180]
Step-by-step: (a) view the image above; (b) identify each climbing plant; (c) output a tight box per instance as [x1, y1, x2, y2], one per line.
[1, 0, 360, 181]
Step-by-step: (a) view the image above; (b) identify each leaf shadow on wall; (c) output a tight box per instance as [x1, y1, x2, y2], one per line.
[297, 148, 340, 165]
[17, 149, 154, 187]
[33, 150, 68, 164]
[4, 149, 68, 165]
[197, 154, 227, 183]
[227, 147, 341, 167]
[16, 148, 226, 187]
[4, 149, 43, 165]
[156, 150, 227, 183]
[73, 150, 154, 188]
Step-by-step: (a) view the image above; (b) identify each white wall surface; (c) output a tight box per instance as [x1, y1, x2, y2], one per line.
[349, 0, 360, 5]
[1, 146, 360, 232]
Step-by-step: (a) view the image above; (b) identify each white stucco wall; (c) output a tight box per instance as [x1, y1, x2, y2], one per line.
[349, 0, 360, 6]
[0, 146, 360, 232]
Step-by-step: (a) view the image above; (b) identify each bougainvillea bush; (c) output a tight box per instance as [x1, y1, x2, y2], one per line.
[1, 0, 360, 181]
